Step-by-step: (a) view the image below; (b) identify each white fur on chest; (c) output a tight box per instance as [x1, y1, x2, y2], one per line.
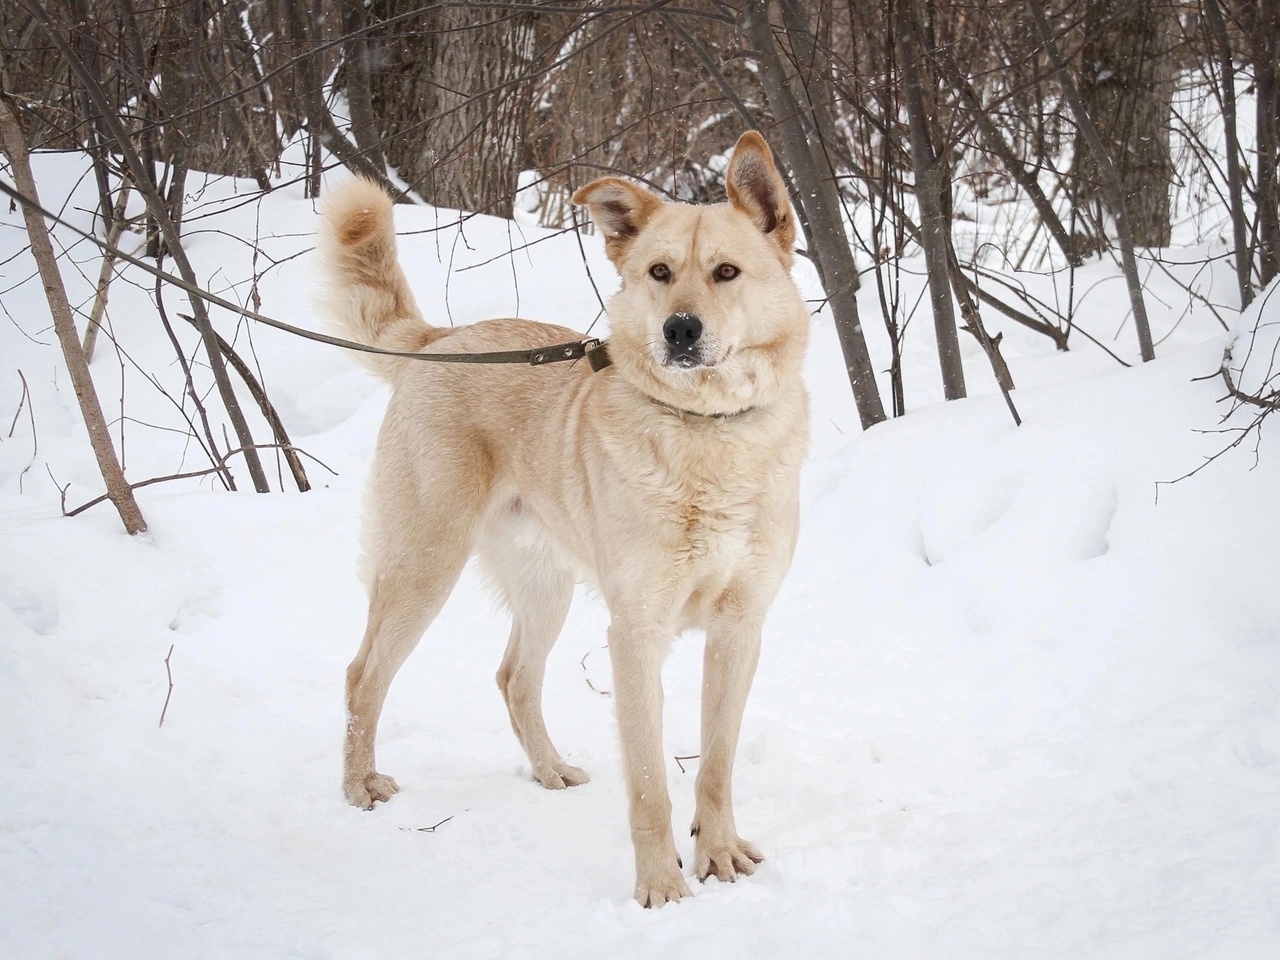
[667, 488, 757, 574]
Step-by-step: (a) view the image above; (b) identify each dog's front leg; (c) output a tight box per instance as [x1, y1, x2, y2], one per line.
[691, 606, 765, 883]
[608, 617, 691, 907]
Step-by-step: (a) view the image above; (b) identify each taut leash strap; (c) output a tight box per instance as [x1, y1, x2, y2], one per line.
[0, 175, 610, 370]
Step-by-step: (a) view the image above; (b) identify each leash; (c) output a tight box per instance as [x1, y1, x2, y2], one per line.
[0, 176, 613, 370]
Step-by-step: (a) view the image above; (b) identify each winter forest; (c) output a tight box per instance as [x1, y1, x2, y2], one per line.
[3, 0, 1280, 956]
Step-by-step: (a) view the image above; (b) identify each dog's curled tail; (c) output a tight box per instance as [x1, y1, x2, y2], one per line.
[317, 178, 444, 380]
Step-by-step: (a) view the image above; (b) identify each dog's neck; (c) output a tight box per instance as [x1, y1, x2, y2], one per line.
[590, 339, 761, 421]
[652, 398, 758, 421]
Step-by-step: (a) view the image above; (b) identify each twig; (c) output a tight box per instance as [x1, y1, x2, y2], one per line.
[10, 370, 37, 493]
[401, 815, 455, 833]
[157, 268, 236, 491]
[64, 444, 337, 518]
[579, 646, 611, 697]
[1219, 362, 1280, 411]
[7, 369, 30, 438]
[158, 644, 175, 728]
[46, 465, 69, 514]
[176, 314, 310, 492]
[1157, 359, 1279, 499]
[674, 754, 699, 774]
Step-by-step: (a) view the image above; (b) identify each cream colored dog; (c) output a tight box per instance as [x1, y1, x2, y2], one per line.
[318, 131, 809, 907]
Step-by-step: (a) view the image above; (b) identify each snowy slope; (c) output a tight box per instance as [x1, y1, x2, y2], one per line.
[2, 156, 1280, 959]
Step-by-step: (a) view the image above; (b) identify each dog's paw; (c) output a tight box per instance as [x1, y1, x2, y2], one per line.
[694, 834, 764, 883]
[344, 772, 400, 809]
[532, 759, 590, 790]
[634, 866, 692, 908]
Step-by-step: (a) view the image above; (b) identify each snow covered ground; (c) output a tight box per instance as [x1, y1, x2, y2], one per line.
[3, 153, 1280, 958]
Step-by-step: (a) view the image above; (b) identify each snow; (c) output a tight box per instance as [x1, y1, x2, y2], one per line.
[3, 153, 1280, 959]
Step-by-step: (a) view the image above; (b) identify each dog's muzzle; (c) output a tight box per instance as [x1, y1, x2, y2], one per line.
[663, 312, 704, 368]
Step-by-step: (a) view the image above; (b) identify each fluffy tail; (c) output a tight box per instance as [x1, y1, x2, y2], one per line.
[316, 178, 443, 380]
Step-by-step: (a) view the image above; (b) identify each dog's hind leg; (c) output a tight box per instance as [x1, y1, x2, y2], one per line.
[482, 510, 588, 790]
[343, 467, 482, 809]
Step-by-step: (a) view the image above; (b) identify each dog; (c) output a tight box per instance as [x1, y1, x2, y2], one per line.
[317, 131, 810, 907]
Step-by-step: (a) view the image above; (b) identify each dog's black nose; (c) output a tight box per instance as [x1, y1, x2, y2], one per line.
[663, 312, 703, 350]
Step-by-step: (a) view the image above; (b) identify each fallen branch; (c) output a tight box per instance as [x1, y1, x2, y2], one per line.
[401, 815, 455, 833]
[947, 240, 1022, 427]
[1219, 361, 1280, 411]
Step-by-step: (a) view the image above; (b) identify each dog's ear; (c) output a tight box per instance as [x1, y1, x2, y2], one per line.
[726, 131, 795, 264]
[572, 177, 663, 264]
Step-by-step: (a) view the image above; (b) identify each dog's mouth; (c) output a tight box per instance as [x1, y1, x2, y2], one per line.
[661, 343, 728, 370]
[665, 351, 705, 369]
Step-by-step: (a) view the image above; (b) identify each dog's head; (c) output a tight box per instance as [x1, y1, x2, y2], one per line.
[572, 132, 809, 417]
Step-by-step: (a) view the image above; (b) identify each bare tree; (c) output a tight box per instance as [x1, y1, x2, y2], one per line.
[1030, 0, 1157, 362]
[738, 0, 888, 428]
[6, 0, 1275, 459]
[0, 85, 147, 535]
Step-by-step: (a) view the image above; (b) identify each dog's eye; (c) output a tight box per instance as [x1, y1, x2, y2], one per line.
[714, 263, 740, 282]
[649, 263, 671, 283]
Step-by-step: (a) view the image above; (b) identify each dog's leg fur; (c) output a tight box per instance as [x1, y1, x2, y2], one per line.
[482, 516, 588, 789]
[343, 456, 484, 808]
[691, 599, 766, 881]
[607, 611, 692, 907]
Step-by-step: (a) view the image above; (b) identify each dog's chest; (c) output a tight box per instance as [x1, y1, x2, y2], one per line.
[600, 410, 796, 580]
[668, 485, 755, 570]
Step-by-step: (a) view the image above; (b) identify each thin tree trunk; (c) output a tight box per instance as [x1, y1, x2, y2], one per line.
[739, 0, 887, 428]
[0, 91, 148, 535]
[661, 10, 828, 291]
[70, 0, 114, 237]
[289, 0, 395, 196]
[897, 0, 966, 400]
[1204, 0, 1253, 308]
[342, 1, 384, 173]
[1029, 0, 1155, 362]
[82, 183, 130, 362]
[1252, 0, 1280, 286]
